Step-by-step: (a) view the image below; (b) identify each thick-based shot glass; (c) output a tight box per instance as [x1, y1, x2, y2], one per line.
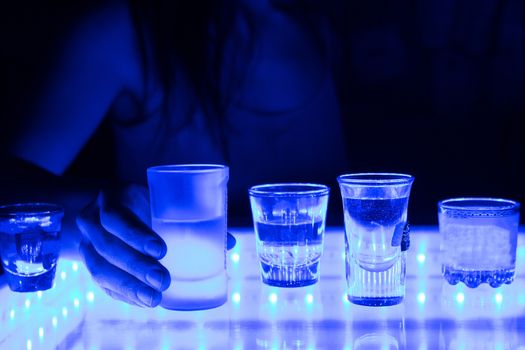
[438, 197, 520, 288]
[147, 164, 229, 310]
[0, 203, 64, 292]
[249, 183, 330, 287]
[338, 173, 414, 306]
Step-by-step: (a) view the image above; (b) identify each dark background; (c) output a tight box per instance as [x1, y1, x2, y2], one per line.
[0, 1, 524, 225]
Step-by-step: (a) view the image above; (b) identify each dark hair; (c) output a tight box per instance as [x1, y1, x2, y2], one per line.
[128, 1, 336, 158]
[129, 0, 245, 158]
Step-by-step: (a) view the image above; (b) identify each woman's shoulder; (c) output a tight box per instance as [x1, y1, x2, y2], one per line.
[9, 0, 143, 175]
[62, 1, 142, 91]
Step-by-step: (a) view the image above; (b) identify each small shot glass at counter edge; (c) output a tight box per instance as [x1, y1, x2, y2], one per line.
[0, 203, 64, 292]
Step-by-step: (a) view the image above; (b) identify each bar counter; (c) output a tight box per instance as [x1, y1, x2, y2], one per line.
[1, 227, 524, 349]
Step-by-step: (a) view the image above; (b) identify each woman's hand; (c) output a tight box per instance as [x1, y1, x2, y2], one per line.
[76, 184, 170, 307]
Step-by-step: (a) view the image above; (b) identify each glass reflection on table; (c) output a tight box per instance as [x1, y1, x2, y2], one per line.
[0, 227, 524, 349]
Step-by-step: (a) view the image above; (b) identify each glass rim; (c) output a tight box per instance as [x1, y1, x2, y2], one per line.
[337, 173, 414, 186]
[0, 203, 64, 217]
[147, 164, 228, 174]
[248, 183, 330, 197]
[438, 197, 520, 211]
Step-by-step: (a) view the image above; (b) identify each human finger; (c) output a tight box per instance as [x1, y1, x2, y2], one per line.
[77, 201, 170, 292]
[79, 239, 162, 307]
[99, 191, 167, 260]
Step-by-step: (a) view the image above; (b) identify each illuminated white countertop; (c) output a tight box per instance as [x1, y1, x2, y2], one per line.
[1, 227, 525, 350]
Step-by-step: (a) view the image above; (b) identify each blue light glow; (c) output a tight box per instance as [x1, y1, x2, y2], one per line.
[305, 294, 314, 304]
[37, 291, 43, 299]
[26, 339, 32, 350]
[269, 293, 278, 304]
[342, 293, 350, 304]
[9, 309, 15, 320]
[62, 307, 68, 318]
[87, 291, 95, 303]
[38, 327, 44, 339]
[495, 293, 503, 304]
[518, 294, 525, 306]
[417, 253, 426, 264]
[61, 271, 67, 280]
[74, 298, 80, 308]
[417, 292, 426, 304]
[72, 262, 79, 271]
[52, 316, 58, 328]
[25, 299, 31, 309]
[231, 252, 240, 263]
[455, 292, 465, 304]
[232, 292, 241, 303]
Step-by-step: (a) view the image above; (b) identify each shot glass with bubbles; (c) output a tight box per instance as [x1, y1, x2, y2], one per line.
[438, 198, 520, 288]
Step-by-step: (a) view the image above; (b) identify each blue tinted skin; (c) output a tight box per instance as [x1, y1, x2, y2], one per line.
[7, 2, 346, 306]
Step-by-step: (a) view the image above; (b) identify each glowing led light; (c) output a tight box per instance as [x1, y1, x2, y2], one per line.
[38, 327, 44, 339]
[62, 307, 68, 318]
[305, 294, 314, 304]
[52, 317, 58, 328]
[342, 293, 350, 304]
[416, 253, 426, 263]
[417, 292, 426, 304]
[341, 251, 346, 260]
[37, 291, 43, 299]
[418, 344, 428, 350]
[74, 298, 80, 308]
[455, 292, 465, 304]
[61, 271, 67, 280]
[10, 309, 15, 320]
[27, 339, 32, 350]
[495, 293, 503, 304]
[25, 299, 31, 309]
[87, 291, 95, 303]
[231, 252, 240, 263]
[232, 292, 241, 303]
[269, 293, 278, 304]
[72, 262, 79, 271]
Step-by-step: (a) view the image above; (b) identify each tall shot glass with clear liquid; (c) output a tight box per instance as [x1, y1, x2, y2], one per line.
[147, 164, 229, 310]
[338, 173, 414, 306]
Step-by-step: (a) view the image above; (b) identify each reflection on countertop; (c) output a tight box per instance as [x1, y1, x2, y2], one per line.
[1, 227, 525, 350]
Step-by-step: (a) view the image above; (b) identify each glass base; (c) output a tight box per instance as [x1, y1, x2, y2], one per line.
[442, 265, 515, 288]
[346, 253, 405, 305]
[348, 295, 403, 307]
[6, 265, 56, 292]
[260, 261, 319, 288]
[161, 295, 227, 311]
[160, 272, 227, 311]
